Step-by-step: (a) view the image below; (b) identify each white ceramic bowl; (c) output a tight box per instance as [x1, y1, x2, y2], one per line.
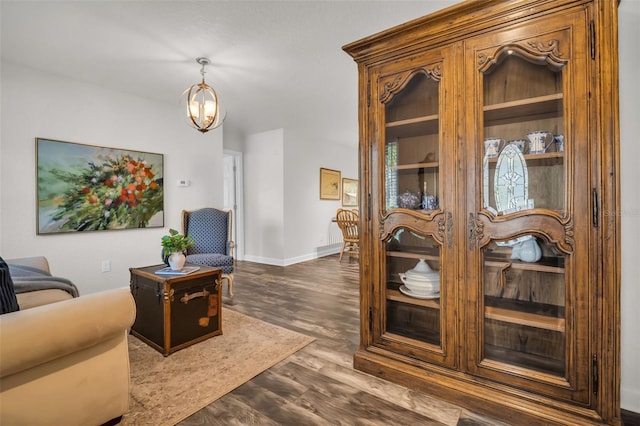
[398, 259, 440, 295]
[399, 275, 439, 294]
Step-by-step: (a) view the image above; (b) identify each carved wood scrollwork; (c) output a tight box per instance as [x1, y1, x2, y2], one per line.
[380, 75, 404, 104]
[438, 212, 453, 249]
[467, 213, 484, 249]
[472, 211, 575, 255]
[564, 219, 575, 249]
[447, 212, 453, 249]
[527, 39, 561, 56]
[378, 218, 385, 241]
[478, 38, 566, 73]
[437, 215, 446, 244]
[428, 65, 442, 82]
[379, 210, 445, 246]
[379, 65, 442, 103]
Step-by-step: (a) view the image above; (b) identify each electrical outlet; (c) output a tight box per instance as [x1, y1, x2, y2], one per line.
[101, 260, 111, 272]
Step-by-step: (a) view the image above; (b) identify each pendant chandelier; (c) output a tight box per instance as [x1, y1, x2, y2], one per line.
[181, 57, 224, 133]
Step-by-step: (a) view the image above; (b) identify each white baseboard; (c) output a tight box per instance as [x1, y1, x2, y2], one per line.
[242, 255, 286, 266]
[243, 244, 340, 267]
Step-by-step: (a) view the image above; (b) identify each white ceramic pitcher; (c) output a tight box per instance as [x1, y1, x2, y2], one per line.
[527, 131, 554, 154]
[484, 137, 504, 158]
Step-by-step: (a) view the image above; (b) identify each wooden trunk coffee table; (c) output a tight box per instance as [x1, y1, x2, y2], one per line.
[129, 263, 222, 356]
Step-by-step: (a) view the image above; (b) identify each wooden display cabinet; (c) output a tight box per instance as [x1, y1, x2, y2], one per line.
[344, 0, 620, 424]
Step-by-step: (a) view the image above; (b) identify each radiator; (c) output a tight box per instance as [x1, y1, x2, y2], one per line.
[328, 222, 343, 245]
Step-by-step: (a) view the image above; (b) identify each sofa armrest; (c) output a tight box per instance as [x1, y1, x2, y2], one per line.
[0, 288, 136, 378]
[5, 256, 51, 275]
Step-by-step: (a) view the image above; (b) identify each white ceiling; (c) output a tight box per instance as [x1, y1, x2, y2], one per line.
[1, 0, 456, 145]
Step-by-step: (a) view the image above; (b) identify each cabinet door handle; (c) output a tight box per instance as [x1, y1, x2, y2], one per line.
[592, 188, 599, 228]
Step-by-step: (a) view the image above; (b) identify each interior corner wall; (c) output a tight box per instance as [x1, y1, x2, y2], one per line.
[243, 128, 285, 264]
[0, 61, 224, 295]
[283, 128, 358, 264]
[242, 127, 357, 266]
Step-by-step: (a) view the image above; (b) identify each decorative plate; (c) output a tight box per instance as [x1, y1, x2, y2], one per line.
[494, 143, 528, 213]
[399, 285, 440, 299]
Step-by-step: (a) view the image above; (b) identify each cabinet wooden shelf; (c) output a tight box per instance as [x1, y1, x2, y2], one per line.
[486, 152, 564, 164]
[387, 289, 440, 309]
[485, 296, 564, 316]
[344, 0, 620, 424]
[485, 306, 564, 332]
[387, 250, 439, 262]
[386, 115, 439, 139]
[392, 161, 439, 170]
[484, 257, 565, 274]
[484, 93, 563, 124]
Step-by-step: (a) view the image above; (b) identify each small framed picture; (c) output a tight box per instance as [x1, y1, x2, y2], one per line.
[319, 168, 341, 200]
[342, 178, 358, 207]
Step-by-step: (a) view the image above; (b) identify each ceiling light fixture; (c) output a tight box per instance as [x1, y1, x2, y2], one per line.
[181, 57, 224, 133]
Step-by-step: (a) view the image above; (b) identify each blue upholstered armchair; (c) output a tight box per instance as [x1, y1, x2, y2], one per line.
[182, 208, 235, 298]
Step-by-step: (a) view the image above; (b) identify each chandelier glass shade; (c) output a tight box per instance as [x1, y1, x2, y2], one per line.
[182, 57, 224, 133]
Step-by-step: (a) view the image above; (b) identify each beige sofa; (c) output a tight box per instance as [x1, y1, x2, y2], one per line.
[7, 256, 78, 309]
[0, 257, 136, 426]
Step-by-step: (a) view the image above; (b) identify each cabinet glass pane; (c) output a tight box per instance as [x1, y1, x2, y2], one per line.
[482, 55, 565, 215]
[384, 73, 440, 212]
[385, 228, 441, 347]
[482, 237, 566, 376]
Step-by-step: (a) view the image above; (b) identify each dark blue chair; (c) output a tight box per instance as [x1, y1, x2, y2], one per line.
[182, 208, 235, 298]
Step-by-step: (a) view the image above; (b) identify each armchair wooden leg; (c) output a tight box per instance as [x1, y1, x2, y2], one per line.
[222, 273, 234, 299]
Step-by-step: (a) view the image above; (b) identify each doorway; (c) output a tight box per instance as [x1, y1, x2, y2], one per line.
[223, 150, 244, 260]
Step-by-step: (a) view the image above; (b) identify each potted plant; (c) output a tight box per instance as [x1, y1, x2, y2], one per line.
[161, 228, 195, 270]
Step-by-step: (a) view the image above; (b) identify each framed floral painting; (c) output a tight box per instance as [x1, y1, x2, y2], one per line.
[36, 138, 164, 234]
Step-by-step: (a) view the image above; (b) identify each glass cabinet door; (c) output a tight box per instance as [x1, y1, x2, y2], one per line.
[465, 13, 591, 403]
[481, 54, 565, 215]
[384, 71, 440, 213]
[385, 229, 442, 347]
[371, 51, 457, 366]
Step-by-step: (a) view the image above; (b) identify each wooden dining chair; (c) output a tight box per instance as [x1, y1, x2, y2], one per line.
[336, 208, 359, 262]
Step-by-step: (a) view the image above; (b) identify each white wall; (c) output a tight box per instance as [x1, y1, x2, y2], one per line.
[243, 128, 285, 264]
[618, 0, 640, 413]
[0, 62, 224, 295]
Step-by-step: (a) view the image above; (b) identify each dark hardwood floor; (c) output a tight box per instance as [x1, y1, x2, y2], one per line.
[178, 254, 505, 426]
[178, 255, 637, 425]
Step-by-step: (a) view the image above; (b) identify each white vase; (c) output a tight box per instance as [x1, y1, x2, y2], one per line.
[168, 252, 186, 271]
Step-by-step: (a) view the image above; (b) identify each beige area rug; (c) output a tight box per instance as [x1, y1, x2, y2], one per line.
[122, 308, 315, 426]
